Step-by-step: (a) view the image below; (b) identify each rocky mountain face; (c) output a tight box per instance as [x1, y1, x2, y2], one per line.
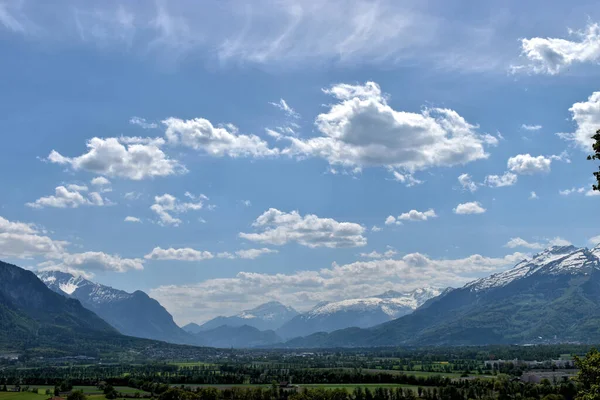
[285, 245, 600, 347]
[277, 288, 442, 339]
[38, 271, 192, 344]
[186, 301, 299, 332]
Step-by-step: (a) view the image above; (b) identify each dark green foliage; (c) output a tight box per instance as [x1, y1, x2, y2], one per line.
[587, 129, 600, 192]
[575, 348, 600, 400]
[67, 391, 87, 400]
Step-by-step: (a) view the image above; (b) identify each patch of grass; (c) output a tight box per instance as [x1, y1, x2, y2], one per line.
[0, 392, 51, 400]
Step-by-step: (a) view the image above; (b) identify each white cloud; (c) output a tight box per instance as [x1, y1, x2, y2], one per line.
[559, 91, 600, 150]
[504, 237, 544, 250]
[589, 235, 600, 246]
[145, 247, 214, 261]
[41, 251, 144, 273]
[282, 82, 491, 173]
[385, 215, 400, 225]
[513, 23, 600, 75]
[47, 137, 184, 180]
[529, 191, 539, 200]
[239, 208, 366, 248]
[67, 184, 88, 192]
[398, 209, 437, 222]
[521, 124, 542, 131]
[359, 249, 397, 259]
[507, 154, 552, 175]
[163, 117, 279, 158]
[130, 116, 158, 129]
[150, 193, 203, 226]
[145, 246, 277, 261]
[91, 176, 111, 186]
[234, 248, 278, 259]
[371, 226, 382, 232]
[124, 191, 142, 201]
[150, 250, 527, 325]
[548, 237, 572, 247]
[124, 216, 141, 223]
[559, 186, 599, 196]
[458, 173, 478, 192]
[559, 187, 585, 196]
[241, 200, 252, 207]
[485, 172, 518, 187]
[26, 186, 110, 209]
[0, 216, 68, 259]
[453, 201, 486, 215]
[391, 171, 423, 187]
[269, 99, 300, 119]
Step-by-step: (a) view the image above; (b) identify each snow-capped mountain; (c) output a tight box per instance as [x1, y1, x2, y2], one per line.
[38, 270, 192, 344]
[285, 244, 600, 348]
[277, 287, 442, 339]
[466, 245, 599, 291]
[184, 301, 299, 333]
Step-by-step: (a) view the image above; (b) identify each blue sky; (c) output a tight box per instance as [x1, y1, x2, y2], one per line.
[2, 0, 600, 324]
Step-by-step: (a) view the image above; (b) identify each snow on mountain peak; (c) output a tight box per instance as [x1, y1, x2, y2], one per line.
[306, 288, 442, 318]
[37, 270, 131, 303]
[467, 245, 600, 292]
[236, 301, 297, 321]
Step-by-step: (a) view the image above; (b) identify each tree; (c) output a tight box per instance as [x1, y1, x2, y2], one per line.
[575, 348, 600, 400]
[67, 391, 88, 400]
[587, 129, 600, 192]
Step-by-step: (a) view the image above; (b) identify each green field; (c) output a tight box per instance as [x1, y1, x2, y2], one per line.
[0, 392, 49, 400]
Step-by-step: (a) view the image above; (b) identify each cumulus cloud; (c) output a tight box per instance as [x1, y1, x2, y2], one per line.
[397, 209, 437, 222]
[234, 248, 278, 259]
[512, 23, 600, 75]
[453, 201, 486, 215]
[163, 117, 278, 158]
[145, 247, 214, 261]
[150, 250, 527, 324]
[0, 216, 68, 259]
[90, 176, 112, 192]
[485, 172, 518, 187]
[589, 235, 600, 246]
[385, 215, 401, 226]
[145, 246, 277, 261]
[282, 82, 491, 175]
[529, 191, 539, 200]
[521, 124, 542, 131]
[47, 136, 184, 180]
[26, 186, 110, 208]
[548, 237, 572, 246]
[458, 173, 478, 192]
[124, 216, 141, 223]
[239, 208, 366, 248]
[559, 91, 600, 150]
[150, 193, 203, 226]
[504, 237, 544, 250]
[507, 154, 552, 175]
[40, 251, 144, 273]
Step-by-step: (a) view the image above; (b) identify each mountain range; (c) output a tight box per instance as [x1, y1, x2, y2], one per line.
[285, 244, 600, 347]
[37, 271, 193, 344]
[184, 301, 299, 333]
[277, 288, 442, 339]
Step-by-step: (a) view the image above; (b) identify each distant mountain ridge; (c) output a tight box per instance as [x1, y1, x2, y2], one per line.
[284, 244, 600, 347]
[185, 301, 298, 332]
[277, 287, 442, 339]
[38, 271, 192, 344]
